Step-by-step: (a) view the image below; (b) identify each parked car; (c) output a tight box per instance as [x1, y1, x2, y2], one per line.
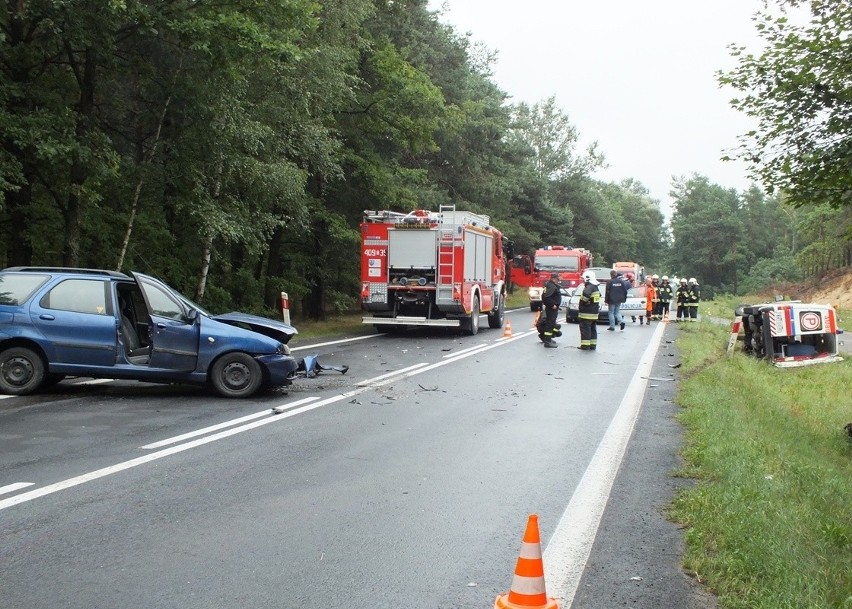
[585, 266, 613, 285]
[565, 283, 608, 323]
[0, 267, 300, 398]
[624, 286, 649, 324]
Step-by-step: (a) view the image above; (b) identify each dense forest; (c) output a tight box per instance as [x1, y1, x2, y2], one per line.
[2, 0, 849, 319]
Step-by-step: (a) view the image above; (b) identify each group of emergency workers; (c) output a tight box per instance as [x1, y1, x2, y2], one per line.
[535, 268, 702, 349]
[640, 274, 701, 322]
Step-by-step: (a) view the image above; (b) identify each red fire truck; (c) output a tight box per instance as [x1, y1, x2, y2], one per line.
[527, 245, 593, 311]
[509, 254, 535, 292]
[360, 206, 507, 334]
[613, 261, 644, 287]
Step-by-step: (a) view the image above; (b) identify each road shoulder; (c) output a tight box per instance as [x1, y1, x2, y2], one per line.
[570, 321, 719, 609]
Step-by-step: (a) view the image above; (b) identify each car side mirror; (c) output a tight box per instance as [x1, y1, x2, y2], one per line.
[186, 308, 199, 323]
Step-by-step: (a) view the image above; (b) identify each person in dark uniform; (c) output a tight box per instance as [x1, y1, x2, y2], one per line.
[537, 272, 562, 347]
[675, 277, 689, 321]
[658, 275, 673, 321]
[577, 270, 601, 350]
[687, 277, 701, 321]
[605, 269, 629, 331]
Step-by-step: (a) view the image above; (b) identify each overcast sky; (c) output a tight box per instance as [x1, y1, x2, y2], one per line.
[429, 0, 766, 218]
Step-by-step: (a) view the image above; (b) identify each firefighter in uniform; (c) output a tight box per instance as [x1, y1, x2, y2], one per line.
[537, 272, 562, 347]
[650, 274, 661, 320]
[687, 277, 700, 321]
[675, 277, 689, 321]
[658, 275, 673, 321]
[577, 270, 601, 350]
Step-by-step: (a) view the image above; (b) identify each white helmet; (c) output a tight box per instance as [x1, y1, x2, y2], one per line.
[582, 270, 598, 285]
[652, 274, 659, 279]
[689, 277, 697, 284]
[662, 275, 669, 281]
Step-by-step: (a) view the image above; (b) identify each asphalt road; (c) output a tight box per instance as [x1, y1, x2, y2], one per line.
[0, 311, 713, 609]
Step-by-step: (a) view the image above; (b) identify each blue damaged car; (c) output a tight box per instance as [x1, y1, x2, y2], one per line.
[0, 267, 299, 398]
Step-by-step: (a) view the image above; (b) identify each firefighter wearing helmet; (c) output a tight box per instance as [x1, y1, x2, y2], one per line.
[577, 270, 601, 350]
[658, 275, 673, 322]
[537, 272, 563, 347]
[650, 274, 662, 320]
[675, 277, 689, 321]
[687, 277, 700, 321]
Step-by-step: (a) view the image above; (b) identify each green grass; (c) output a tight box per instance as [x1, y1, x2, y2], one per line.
[669, 320, 852, 609]
[288, 312, 369, 342]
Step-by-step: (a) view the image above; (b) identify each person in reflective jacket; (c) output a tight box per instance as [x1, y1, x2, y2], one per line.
[675, 277, 689, 321]
[537, 272, 562, 347]
[658, 275, 674, 321]
[687, 277, 701, 321]
[577, 271, 601, 350]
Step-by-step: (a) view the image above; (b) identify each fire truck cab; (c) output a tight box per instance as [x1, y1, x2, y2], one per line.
[527, 245, 592, 311]
[738, 301, 843, 367]
[359, 206, 507, 335]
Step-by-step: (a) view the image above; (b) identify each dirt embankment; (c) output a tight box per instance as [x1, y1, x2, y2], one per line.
[763, 267, 852, 310]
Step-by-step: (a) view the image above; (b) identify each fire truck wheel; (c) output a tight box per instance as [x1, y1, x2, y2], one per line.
[487, 294, 505, 329]
[463, 297, 480, 336]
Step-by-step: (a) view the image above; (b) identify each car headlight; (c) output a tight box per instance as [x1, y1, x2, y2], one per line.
[276, 343, 290, 356]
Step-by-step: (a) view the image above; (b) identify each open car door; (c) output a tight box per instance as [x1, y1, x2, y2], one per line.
[131, 273, 199, 371]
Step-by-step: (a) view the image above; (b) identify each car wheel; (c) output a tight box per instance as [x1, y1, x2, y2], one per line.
[210, 352, 263, 398]
[0, 347, 46, 395]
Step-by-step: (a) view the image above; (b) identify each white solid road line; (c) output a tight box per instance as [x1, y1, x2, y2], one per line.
[543, 319, 666, 606]
[0, 482, 35, 496]
[355, 362, 429, 386]
[140, 396, 321, 450]
[0, 335, 527, 511]
[289, 334, 375, 352]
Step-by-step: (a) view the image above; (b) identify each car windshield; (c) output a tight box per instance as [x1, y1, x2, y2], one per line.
[588, 268, 612, 281]
[0, 273, 50, 305]
[628, 287, 644, 297]
[175, 292, 211, 317]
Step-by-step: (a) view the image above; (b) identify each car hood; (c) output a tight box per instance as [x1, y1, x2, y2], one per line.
[209, 312, 298, 344]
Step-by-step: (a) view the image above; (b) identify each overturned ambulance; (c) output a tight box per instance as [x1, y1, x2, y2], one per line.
[736, 301, 843, 367]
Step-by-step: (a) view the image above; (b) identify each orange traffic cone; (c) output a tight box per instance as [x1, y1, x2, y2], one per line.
[495, 514, 559, 609]
[503, 320, 513, 338]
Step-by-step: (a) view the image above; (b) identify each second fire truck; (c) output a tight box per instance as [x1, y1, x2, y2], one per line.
[527, 245, 593, 311]
[360, 206, 507, 334]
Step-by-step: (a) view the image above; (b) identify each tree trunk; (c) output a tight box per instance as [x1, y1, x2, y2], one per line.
[195, 160, 223, 301]
[63, 48, 97, 267]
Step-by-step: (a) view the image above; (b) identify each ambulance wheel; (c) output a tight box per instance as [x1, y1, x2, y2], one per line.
[463, 297, 480, 335]
[487, 294, 505, 329]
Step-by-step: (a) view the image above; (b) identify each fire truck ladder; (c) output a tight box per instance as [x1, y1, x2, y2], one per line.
[436, 204, 457, 303]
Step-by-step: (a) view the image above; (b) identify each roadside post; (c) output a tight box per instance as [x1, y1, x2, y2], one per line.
[726, 319, 742, 354]
[281, 291, 291, 325]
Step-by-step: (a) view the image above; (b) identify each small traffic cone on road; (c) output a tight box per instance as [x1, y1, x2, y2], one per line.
[503, 320, 513, 338]
[495, 514, 559, 609]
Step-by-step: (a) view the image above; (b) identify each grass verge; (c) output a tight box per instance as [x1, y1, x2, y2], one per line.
[669, 320, 852, 608]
